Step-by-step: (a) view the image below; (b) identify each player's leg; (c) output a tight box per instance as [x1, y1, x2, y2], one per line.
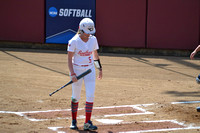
[70, 68, 84, 130]
[83, 66, 97, 130]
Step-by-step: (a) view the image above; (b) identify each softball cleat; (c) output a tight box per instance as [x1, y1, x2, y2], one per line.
[84, 120, 97, 131]
[70, 120, 78, 130]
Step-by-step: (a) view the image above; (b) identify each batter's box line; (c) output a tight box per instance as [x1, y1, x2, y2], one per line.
[97, 104, 155, 118]
[171, 100, 200, 104]
[118, 120, 200, 133]
[48, 119, 200, 133]
[120, 127, 200, 133]
[0, 104, 155, 122]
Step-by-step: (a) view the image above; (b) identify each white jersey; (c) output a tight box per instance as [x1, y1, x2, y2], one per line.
[68, 34, 99, 66]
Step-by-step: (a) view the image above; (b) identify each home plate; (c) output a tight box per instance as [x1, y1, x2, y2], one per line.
[95, 119, 123, 124]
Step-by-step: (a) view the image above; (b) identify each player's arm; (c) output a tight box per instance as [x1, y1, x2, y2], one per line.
[93, 50, 102, 80]
[68, 51, 78, 82]
[190, 45, 200, 60]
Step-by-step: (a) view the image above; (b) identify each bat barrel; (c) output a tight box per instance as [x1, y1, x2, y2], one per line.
[77, 69, 92, 80]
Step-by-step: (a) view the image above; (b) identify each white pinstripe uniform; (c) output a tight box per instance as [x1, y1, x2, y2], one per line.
[68, 34, 99, 102]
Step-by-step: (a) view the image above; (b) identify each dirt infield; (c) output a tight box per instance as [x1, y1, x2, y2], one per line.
[1, 48, 200, 133]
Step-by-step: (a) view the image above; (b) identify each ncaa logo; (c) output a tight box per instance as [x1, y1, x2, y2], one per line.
[49, 7, 58, 17]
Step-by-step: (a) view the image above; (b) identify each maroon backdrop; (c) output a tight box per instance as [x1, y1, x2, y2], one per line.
[147, 0, 200, 50]
[96, 0, 147, 48]
[0, 0, 199, 50]
[0, 1, 45, 43]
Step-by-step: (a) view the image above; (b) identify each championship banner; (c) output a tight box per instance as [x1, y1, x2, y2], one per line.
[46, 0, 96, 44]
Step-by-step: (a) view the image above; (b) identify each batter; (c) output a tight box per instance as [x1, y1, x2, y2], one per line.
[67, 18, 102, 131]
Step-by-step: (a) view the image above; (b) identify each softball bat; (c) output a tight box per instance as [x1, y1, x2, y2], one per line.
[49, 69, 92, 96]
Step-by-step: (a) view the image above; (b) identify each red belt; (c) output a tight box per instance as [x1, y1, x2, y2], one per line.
[73, 64, 89, 67]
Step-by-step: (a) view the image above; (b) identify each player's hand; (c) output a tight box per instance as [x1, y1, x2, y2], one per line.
[97, 69, 102, 80]
[190, 51, 196, 60]
[71, 75, 78, 82]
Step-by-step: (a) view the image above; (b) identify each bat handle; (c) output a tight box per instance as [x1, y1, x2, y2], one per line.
[49, 90, 57, 96]
[49, 92, 54, 96]
[49, 81, 72, 96]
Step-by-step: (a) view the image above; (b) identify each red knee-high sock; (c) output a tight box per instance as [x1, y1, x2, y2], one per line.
[85, 102, 93, 123]
[71, 101, 78, 120]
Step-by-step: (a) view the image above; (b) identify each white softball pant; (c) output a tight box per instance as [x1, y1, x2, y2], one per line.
[70, 65, 96, 103]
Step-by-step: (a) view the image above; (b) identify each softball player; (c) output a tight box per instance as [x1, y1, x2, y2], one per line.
[190, 45, 200, 112]
[190, 45, 200, 83]
[67, 18, 102, 131]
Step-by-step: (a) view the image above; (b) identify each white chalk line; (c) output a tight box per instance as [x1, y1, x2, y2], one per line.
[121, 127, 200, 133]
[171, 101, 200, 104]
[1, 102, 200, 133]
[119, 127, 200, 133]
[48, 119, 199, 133]
[95, 119, 124, 124]
[1, 101, 199, 122]
[118, 120, 200, 133]
[0, 104, 155, 122]
[104, 112, 154, 117]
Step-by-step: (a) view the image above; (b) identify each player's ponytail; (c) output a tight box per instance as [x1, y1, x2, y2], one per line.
[72, 29, 84, 39]
[77, 29, 84, 35]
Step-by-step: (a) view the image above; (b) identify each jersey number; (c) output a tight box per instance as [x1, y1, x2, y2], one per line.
[88, 56, 92, 63]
